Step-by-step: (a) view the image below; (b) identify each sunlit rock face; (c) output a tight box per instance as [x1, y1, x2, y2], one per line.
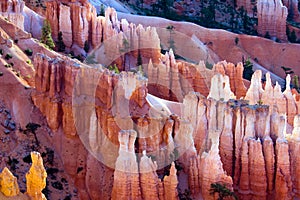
[0, 152, 47, 199]
[257, 0, 288, 41]
[0, 0, 24, 29]
[31, 46, 300, 199]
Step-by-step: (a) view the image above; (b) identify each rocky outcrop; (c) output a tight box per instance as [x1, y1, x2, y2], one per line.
[0, 167, 20, 197]
[183, 75, 300, 199]
[282, 0, 300, 21]
[147, 51, 247, 102]
[59, 4, 72, 47]
[0, 0, 24, 29]
[0, 152, 47, 199]
[257, 0, 288, 41]
[289, 115, 300, 198]
[112, 130, 179, 200]
[26, 152, 47, 200]
[111, 130, 142, 200]
[32, 52, 184, 199]
[45, 0, 95, 46]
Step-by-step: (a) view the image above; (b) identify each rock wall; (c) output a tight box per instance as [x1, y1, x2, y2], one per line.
[32, 53, 183, 199]
[184, 91, 300, 199]
[282, 0, 300, 22]
[45, 1, 161, 68]
[257, 0, 288, 41]
[32, 49, 300, 199]
[147, 50, 247, 102]
[45, 0, 95, 46]
[111, 130, 179, 200]
[0, 0, 24, 30]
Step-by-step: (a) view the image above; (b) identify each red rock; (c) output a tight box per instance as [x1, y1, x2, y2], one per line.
[248, 139, 267, 199]
[262, 136, 275, 197]
[275, 138, 293, 199]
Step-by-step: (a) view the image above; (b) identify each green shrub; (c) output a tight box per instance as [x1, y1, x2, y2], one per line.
[243, 58, 254, 81]
[99, 4, 105, 16]
[264, 31, 271, 39]
[108, 64, 120, 74]
[24, 49, 33, 56]
[5, 53, 12, 60]
[235, 37, 239, 45]
[209, 182, 238, 200]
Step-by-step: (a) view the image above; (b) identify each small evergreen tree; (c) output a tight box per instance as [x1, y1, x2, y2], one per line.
[41, 20, 55, 49]
[235, 37, 239, 45]
[57, 31, 66, 52]
[281, 66, 294, 76]
[264, 31, 271, 39]
[293, 75, 299, 92]
[100, 4, 105, 16]
[290, 30, 297, 43]
[243, 58, 254, 81]
[137, 51, 143, 66]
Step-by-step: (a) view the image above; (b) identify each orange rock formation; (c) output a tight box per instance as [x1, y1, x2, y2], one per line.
[0, 152, 47, 199]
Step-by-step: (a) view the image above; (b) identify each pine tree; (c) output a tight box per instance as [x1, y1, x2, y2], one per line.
[41, 20, 55, 49]
[100, 4, 105, 16]
[137, 51, 142, 67]
[243, 58, 254, 81]
[290, 30, 297, 43]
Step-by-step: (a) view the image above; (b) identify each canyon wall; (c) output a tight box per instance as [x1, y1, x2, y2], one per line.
[282, 0, 300, 21]
[32, 48, 300, 199]
[184, 74, 300, 199]
[0, 0, 24, 29]
[147, 49, 247, 102]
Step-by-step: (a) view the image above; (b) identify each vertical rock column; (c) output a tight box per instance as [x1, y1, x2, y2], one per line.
[59, 4, 72, 48]
[111, 130, 142, 200]
[25, 152, 47, 200]
[289, 115, 300, 198]
[0, 167, 20, 197]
